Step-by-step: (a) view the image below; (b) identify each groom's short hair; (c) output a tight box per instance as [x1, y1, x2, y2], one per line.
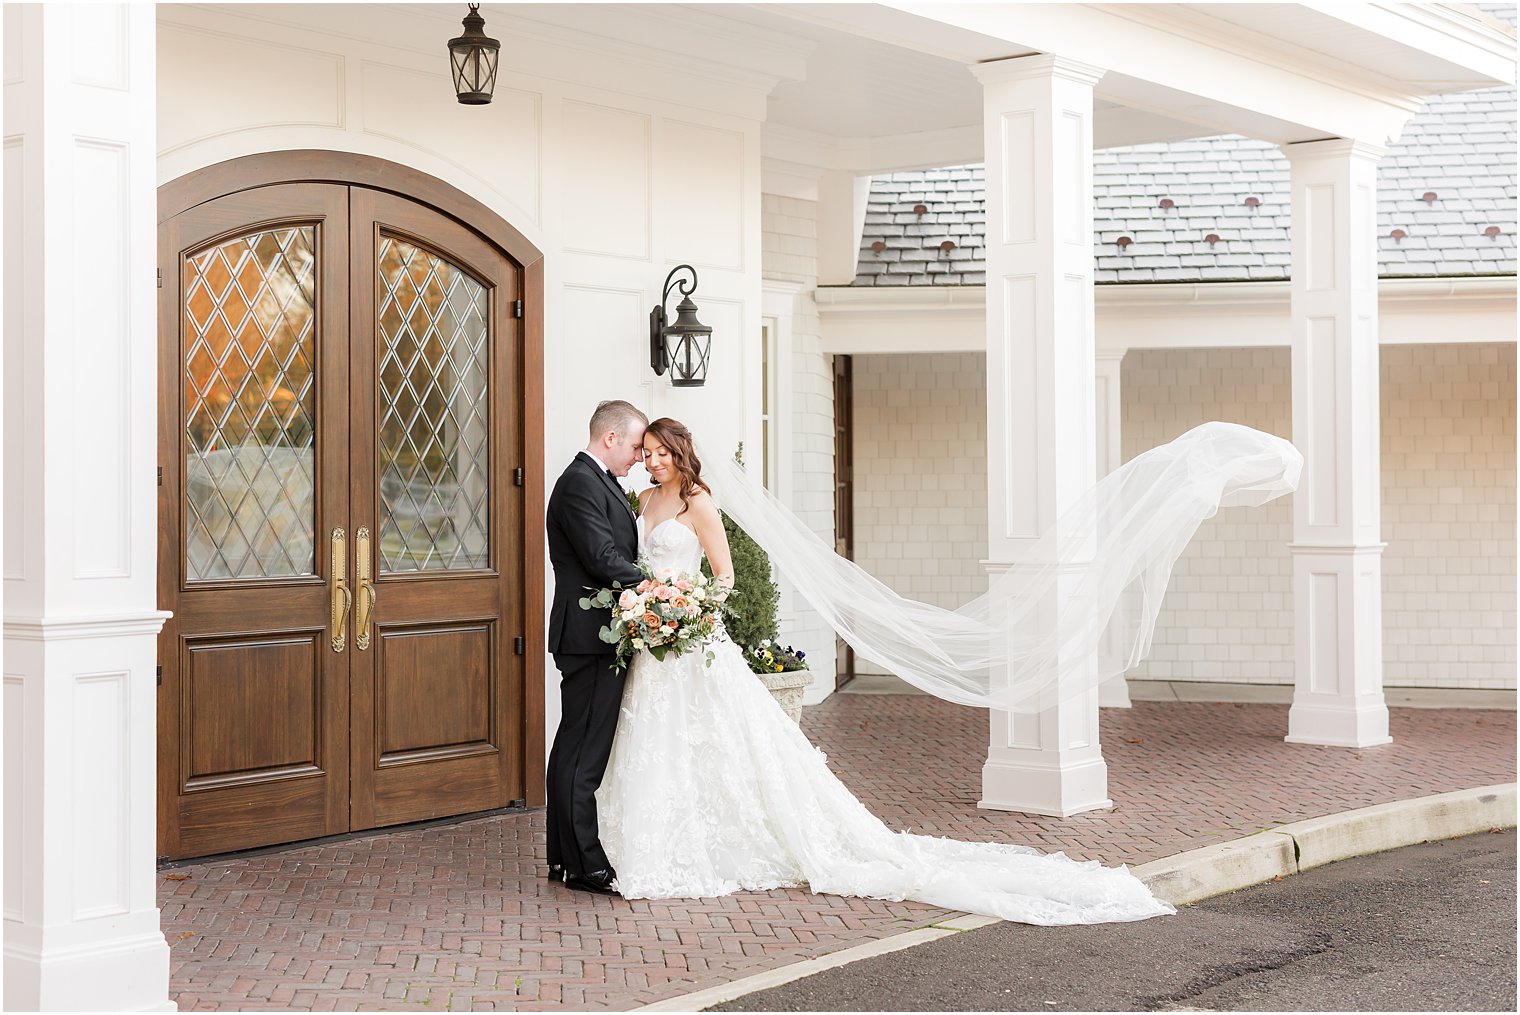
[589, 399, 648, 442]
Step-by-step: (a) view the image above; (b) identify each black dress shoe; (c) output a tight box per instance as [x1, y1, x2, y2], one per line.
[546, 864, 565, 882]
[563, 868, 619, 896]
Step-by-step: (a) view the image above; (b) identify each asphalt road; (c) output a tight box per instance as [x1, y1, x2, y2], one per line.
[712, 829, 1516, 1012]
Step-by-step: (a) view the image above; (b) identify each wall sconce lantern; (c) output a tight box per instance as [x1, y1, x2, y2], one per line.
[649, 264, 712, 387]
[449, 4, 500, 105]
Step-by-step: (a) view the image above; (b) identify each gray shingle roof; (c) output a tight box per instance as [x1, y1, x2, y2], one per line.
[853, 5, 1517, 286]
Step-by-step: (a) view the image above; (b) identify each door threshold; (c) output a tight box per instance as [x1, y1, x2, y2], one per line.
[158, 801, 535, 870]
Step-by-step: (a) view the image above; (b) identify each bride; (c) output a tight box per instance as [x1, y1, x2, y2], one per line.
[591, 415, 1286, 926]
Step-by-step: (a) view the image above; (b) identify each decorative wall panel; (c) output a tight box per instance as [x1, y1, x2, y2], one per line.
[72, 140, 131, 578]
[71, 3, 128, 90]
[72, 672, 128, 918]
[4, 137, 25, 581]
[560, 101, 649, 259]
[1001, 274, 1038, 539]
[659, 120, 744, 270]
[157, 25, 343, 153]
[3, 674, 22, 920]
[361, 61, 542, 225]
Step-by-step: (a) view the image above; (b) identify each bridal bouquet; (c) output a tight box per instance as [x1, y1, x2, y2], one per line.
[581, 567, 729, 669]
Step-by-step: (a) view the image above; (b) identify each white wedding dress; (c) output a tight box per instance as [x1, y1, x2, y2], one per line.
[595, 515, 1175, 926]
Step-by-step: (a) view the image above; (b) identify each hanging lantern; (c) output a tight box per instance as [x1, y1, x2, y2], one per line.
[649, 265, 713, 387]
[448, 4, 500, 105]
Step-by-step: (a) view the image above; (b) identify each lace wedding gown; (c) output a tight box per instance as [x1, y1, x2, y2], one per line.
[595, 515, 1175, 926]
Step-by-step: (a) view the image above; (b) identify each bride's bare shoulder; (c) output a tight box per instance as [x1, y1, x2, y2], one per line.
[686, 489, 721, 524]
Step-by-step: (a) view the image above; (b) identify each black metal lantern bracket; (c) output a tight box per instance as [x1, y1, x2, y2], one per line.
[449, 3, 501, 105]
[649, 264, 713, 387]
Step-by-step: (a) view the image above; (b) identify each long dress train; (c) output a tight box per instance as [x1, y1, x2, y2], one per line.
[595, 516, 1173, 926]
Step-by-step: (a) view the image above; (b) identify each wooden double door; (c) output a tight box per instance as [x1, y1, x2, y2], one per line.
[157, 171, 534, 859]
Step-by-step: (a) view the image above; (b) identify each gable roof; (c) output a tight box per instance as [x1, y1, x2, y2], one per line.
[853, 6, 1516, 287]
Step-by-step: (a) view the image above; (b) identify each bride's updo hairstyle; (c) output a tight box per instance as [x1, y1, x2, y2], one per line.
[645, 417, 711, 518]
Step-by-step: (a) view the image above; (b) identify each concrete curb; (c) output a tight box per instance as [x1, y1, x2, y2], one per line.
[1134, 782, 1517, 905]
[630, 783, 1517, 1012]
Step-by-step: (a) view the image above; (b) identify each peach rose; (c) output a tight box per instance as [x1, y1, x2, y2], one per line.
[642, 612, 661, 630]
[670, 595, 690, 611]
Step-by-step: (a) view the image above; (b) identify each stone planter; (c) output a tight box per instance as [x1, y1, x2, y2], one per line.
[756, 667, 813, 723]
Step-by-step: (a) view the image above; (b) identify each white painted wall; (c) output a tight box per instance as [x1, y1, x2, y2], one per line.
[154, 4, 773, 750]
[846, 344, 1516, 691]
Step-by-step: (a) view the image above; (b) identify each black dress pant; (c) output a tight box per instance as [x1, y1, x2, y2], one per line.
[545, 652, 627, 876]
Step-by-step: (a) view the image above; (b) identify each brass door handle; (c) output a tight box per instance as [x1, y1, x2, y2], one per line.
[355, 526, 375, 651]
[331, 527, 351, 652]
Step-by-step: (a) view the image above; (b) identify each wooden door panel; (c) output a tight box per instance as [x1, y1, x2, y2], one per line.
[158, 183, 352, 859]
[182, 633, 324, 787]
[174, 770, 335, 860]
[348, 188, 523, 829]
[375, 622, 494, 759]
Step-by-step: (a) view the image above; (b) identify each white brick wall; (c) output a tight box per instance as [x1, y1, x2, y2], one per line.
[851, 353, 988, 675]
[762, 194, 838, 697]
[1121, 348, 1295, 684]
[847, 343, 1516, 690]
[1122, 343, 1516, 689]
[763, 193, 819, 285]
[1381, 343, 1517, 688]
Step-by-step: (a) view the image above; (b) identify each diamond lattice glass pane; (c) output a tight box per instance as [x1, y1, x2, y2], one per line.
[377, 236, 490, 573]
[183, 226, 317, 581]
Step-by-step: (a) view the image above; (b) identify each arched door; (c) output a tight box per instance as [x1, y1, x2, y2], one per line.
[157, 157, 542, 860]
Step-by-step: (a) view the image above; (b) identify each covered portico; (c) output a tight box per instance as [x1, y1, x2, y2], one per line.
[747, 2, 1513, 814]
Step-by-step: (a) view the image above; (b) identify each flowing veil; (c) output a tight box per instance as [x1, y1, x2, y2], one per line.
[694, 421, 1302, 713]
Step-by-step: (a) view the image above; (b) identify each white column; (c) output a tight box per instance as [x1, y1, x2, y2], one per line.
[1094, 350, 1131, 709]
[975, 55, 1111, 816]
[1281, 139, 1392, 749]
[3, 5, 173, 1011]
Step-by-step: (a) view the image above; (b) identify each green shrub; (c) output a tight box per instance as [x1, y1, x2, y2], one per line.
[702, 444, 798, 674]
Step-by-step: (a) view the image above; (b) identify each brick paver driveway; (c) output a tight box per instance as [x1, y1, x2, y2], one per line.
[161, 697, 1515, 1011]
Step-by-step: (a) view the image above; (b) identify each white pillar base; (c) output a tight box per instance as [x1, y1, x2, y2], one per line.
[1286, 545, 1392, 747]
[1286, 696, 1393, 748]
[979, 685, 1112, 816]
[1098, 676, 1132, 708]
[979, 750, 1113, 817]
[4, 925, 173, 1012]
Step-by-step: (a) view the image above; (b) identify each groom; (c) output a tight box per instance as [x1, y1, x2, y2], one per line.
[544, 399, 648, 895]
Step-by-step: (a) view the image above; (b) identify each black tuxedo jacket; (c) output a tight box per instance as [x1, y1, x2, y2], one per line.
[546, 451, 646, 656]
